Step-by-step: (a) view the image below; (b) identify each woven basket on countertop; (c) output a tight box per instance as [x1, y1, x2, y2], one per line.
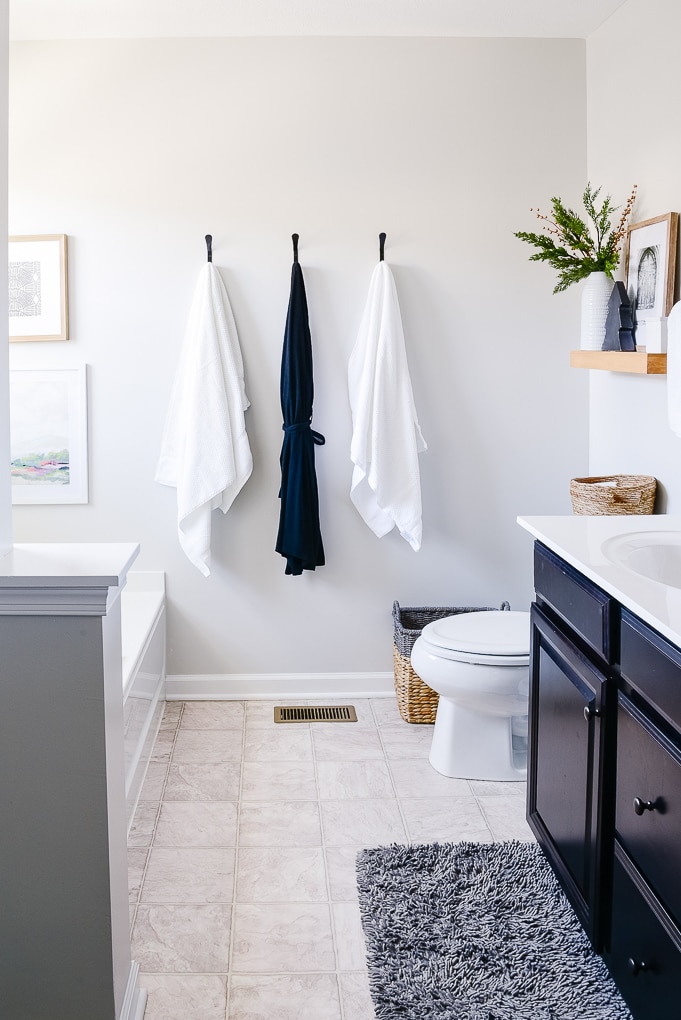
[392, 601, 510, 724]
[570, 475, 656, 516]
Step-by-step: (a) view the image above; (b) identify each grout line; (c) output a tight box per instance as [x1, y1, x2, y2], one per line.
[131, 702, 185, 931]
[225, 702, 248, 1020]
[310, 708, 348, 1020]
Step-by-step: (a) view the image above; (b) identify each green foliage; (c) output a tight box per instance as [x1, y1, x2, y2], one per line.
[514, 183, 636, 294]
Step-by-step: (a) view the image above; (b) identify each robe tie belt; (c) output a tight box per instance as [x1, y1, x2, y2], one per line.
[283, 420, 325, 446]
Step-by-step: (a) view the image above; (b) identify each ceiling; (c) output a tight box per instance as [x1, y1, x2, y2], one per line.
[10, 0, 629, 41]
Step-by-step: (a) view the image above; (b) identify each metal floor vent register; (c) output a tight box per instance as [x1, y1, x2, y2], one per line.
[274, 705, 358, 723]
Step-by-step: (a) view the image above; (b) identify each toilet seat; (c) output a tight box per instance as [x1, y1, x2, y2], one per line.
[419, 610, 530, 666]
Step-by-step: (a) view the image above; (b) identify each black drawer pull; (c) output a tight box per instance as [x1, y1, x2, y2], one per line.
[583, 705, 601, 721]
[633, 797, 657, 816]
[627, 958, 649, 977]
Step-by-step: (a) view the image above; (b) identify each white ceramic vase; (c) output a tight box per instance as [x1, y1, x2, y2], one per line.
[580, 271, 614, 351]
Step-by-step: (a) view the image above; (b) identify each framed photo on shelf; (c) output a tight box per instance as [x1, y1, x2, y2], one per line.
[624, 213, 678, 350]
[10, 366, 88, 504]
[8, 234, 69, 342]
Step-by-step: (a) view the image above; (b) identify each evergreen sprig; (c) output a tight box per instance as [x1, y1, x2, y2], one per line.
[515, 183, 637, 293]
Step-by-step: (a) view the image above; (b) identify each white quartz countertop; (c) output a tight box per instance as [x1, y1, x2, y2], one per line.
[517, 515, 681, 649]
[0, 542, 140, 587]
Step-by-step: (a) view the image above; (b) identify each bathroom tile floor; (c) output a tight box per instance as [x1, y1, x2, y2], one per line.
[129, 698, 534, 1020]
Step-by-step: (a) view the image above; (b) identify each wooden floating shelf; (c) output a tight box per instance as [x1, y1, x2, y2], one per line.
[569, 348, 667, 375]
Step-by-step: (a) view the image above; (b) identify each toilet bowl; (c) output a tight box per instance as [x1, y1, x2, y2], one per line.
[410, 610, 530, 781]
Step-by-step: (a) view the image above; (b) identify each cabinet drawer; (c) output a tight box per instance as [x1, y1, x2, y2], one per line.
[620, 610, 681, 732]
[534, 543, 614, 661]
[616, 694, 681, 929]
[606, 847, 681, 1020]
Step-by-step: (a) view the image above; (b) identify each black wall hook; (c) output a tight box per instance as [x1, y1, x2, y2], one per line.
[205, 234, 213, 262]
[379, 232, 386, 261]
[292, 233, 299, 263]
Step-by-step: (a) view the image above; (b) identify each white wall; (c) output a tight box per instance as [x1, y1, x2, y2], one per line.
[9, 37, 588, 679]
[587, 0, 680, 511]
[0, 0, 11, 554]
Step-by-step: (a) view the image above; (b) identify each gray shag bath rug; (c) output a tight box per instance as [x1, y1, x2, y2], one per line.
[356, 840, 631, 1020]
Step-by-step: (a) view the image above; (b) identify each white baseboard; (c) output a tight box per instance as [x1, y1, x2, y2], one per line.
[165, 671, 395, 701]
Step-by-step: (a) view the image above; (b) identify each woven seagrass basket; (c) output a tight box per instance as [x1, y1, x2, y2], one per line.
[570, 475, 656, 516]
[392, 601, 510, 724]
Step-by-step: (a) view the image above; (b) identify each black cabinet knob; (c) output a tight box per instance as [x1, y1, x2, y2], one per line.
[627, 957, 649, 977]
[583, 704, 601, 721]
[633, 797, 656, 816]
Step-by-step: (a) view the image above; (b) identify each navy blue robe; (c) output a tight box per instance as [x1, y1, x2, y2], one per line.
[275, 261, 325, 575]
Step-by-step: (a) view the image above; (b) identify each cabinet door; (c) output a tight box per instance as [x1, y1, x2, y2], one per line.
[528, 603, 613, 948]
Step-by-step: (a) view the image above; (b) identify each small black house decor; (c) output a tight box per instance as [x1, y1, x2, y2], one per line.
[602, 281, 636, 351]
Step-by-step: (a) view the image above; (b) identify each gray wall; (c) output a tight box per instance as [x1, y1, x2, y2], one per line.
[587, 0, 681, 510]
[9, 37, 589, 678]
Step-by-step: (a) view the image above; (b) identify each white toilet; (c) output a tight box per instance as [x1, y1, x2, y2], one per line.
[410, 610, 530, 781]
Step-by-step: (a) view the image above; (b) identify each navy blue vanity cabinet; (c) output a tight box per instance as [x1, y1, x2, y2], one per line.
[528, 543, 617, 949]
[529, 542, 681, 1019]
[603, 613, 681, 1017]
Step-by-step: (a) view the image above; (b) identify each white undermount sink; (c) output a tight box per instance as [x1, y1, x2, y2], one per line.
[602, 530, 681, 589]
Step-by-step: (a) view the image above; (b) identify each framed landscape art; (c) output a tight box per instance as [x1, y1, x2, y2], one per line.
[10, 366, 88, 504]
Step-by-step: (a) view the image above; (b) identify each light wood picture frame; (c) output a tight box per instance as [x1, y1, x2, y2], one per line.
[624, 213, 678, 318]
[8, 234, 69, 342]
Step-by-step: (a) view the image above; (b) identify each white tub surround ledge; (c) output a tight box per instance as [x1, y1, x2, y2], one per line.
[0, 542, 147, 1020]
[518, 515, 681, 647]
[122, 570, 166, 828]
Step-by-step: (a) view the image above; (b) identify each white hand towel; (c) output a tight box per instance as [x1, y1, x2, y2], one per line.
[667, 301, 681, 437]
[349, 260, 427, 551]
[156, 262, 253, 575]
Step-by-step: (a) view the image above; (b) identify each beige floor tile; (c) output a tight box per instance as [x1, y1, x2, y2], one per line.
[128, 848, 148, 903]
[316, 760, 394, 800]
[332, 901, 367, 970]
[236, 847, 327, 902]
[139, 762, 169, 803]
[130, 700, 537, 1007]
[128, 802, 159, 848]
[320, 799, 406, 847]
[312, 727, 385, 761]
[141, 848, 235, 903]
[241, 760, 317, 802]
[140, 974, 227, 1020]
[244, 726, 313, 762]
[180, 701, 245, 730]
[150, 730, 176, 763]
[380, 723, 435, 759]
[369, 697, 404, 728]
[325, 846, 362, 901]
[153, 801, 238, 848]
[163, 762, 241, 802]
[399, 795, 493, 843]
[231, 903, 335, 972]
[172, 729, 243, 764]
[339, 971, 376, 1020]
[239, 800, 322, 847]
[388, 758, 470, 799]
[476, 794, 536, 841]
[229, 974, 341, 1020]
[159, 702, 183, 730]
[132, 903, 230, 972]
